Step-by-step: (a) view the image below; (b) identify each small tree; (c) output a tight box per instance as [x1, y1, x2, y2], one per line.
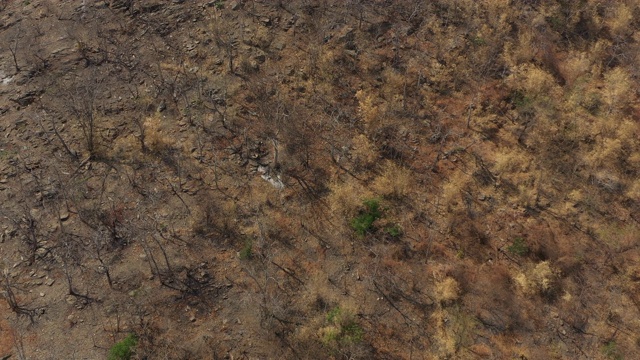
[351, 199, 381, 236]
[108, 333, 138, 360]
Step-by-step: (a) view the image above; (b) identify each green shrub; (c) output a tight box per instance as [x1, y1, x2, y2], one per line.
[602, 341, 623, 360]
[108, 334, 137, 360]
[321, 307, 364, 345]
[507, 237, 529, 256]
[385, 224, 402, 237]
[351, 199, 381, 236]
[239, 238, 253, 260]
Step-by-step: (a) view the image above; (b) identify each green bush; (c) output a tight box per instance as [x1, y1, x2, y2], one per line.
[385, 224, 402, 237]
[602, 341, 623, 360]
[108, 334, 137, 360]
[322, 307, 364, 345]
[239, 238, 253, 260]
[507, 237, 529, 256]
[351, 199, 381, 236]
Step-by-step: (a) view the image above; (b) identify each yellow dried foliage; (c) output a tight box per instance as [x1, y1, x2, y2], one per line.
[509, 64, 561, 99]
[515, 261, 557, 295]
[144, 115, 174, 153]
[626, 180, 640, 200]
[435, 277, 460, 305]
[583, 137, 624, 171]
[596, 222, 638, 252]
[492, 148, 530, 175]
[561, 51, 592, 86]
[350, 134, 378, 170]
[603, 67, 632, 114]
[440, 170, 469, 211]
[606, 3, 634, 38]
[502, 30, 536, 67]
[355, 89, 381, 131]
[327, 177, 374, 219]
[112, 134, 139, 160]
[371, 160, 411, 198]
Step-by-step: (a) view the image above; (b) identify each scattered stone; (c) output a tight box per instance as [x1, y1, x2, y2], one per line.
[10, 89, 44, 107]
[230, 1, 242, 10]
[253, 52, 266, 64]
[337, 27, 354, 43]
[39, 292, 45, 297]
[273, 40, 286, 51]
[257, 166, 285, 189]
[157, 100, 166, 113]
[65, 295, 77, 305]
[189, 315, 196, 322]
[59, 212, 70, 221]
[259, 17, 271, 26]
[45, 278, 55, 286]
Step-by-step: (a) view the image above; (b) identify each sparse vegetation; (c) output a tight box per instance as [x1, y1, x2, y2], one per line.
[602, 341, 623, 360]
[0, 0, 639, 359]
[385, 224, 402, 238]
[108, 334, 137, 360]
[320, 307, 364, 346]
[507, 237, 529, 256]
[239, 238, 253, 260]
[351, 199, 382, 236]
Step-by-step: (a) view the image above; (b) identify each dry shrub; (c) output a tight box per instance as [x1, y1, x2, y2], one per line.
[602, 67, 632, 114]
[583, 138, 623, 169]
[430, 305, 477, 358]
[595, 222, 638, 252]
[503, 28, 536, 67]
[605, 3, 634, 39]
[371, 160, 411, 199]
[112, 134, 139, 160]
[143, 115, 174, 153]
[440, 169, 471, 212]
[350, 134, 378, 171]
[435, 277, 460, 306]
[468, 343, 493, 357]
[514, 261, 558, 297]
[560, 51, 592, 86]
[327, 177, 374, 221]
[588, 38, 613, 75]
[355, 89, 382, 132]
[625, 180, 640, 200]
[492, 148, 530, 175]
[190, 198, 237, 242]
[464, 264, 522, 333]
[508, 64, 561, 100]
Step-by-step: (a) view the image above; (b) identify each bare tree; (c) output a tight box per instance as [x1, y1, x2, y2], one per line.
[8, 23, 22, 74]
[210, 18, 238, 74]
[1, 270, 36, 324]
[36, 110, 79, 161]
[66, 73, 103, 157]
